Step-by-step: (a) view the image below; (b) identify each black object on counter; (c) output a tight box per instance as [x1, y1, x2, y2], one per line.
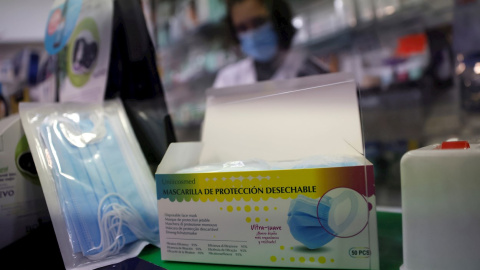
[105, 0, 177, 173]
[0, 221, 64, 269]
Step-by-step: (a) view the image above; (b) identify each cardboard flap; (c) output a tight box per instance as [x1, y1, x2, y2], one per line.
[200, 73, 364, 164]
[156, 142, 203, 173]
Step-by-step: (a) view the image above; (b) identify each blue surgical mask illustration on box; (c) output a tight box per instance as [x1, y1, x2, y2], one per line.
[40, 112, 159, 259]
[287, 190, 360, 249]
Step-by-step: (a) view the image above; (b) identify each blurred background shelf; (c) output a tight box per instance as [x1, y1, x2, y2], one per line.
[146, 0, 480, 208]
[152, 0, 457, 132]
[2, 0, 479, 208]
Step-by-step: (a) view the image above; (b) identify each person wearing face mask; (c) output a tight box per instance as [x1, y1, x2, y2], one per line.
[213, 0, 329, 88]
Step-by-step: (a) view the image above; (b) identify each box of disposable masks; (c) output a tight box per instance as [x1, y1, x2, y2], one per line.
[156, 73, 379, 269]
[0, 114, 50, 249]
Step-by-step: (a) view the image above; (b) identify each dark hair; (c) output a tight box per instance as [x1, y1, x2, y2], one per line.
[226, 0, 296, 50]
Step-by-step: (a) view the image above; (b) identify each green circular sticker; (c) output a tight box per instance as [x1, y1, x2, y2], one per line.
[67, 17, 100, 87]
[15, 135, 40, 185]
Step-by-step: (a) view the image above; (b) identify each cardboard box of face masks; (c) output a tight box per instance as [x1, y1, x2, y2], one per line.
[0, 114, 50, 249]
[156, 73, 379, 269]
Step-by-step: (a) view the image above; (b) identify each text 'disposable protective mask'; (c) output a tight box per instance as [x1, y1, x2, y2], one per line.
[19, 100, 159, 270]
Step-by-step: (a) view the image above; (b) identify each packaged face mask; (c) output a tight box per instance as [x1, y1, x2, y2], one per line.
[176, 159, 272, 173]
[19, 99, 159, 270]
[157, 152, 377, 269]
[176, 157, 366, 252]
[72, 37, 98, 73]
[176, 155, 365, 173]
[156, 73, 379, 269]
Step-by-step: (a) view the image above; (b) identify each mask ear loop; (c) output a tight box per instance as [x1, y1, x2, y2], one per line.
[328, 190, 359, 235]
[86, 193, 159, 260]
[57, 112, 107, 148]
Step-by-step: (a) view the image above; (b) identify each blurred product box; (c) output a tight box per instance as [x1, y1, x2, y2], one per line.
[0, 114, 49, 249]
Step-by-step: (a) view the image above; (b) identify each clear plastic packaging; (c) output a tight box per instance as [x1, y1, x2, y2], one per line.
[19, 99, 159, 270]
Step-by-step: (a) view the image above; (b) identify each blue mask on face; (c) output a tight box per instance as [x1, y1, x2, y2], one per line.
[40, 113, 159, 260]
[238, 22, 279, 63]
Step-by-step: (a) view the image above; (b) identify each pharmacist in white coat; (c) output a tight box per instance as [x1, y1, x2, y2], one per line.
[213, 0, 328, 89]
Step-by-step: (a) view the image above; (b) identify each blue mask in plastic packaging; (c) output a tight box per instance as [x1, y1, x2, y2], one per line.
[287, 192, 358, 249]
[40, 113, 159, 260]
[238, 22, 279, 63]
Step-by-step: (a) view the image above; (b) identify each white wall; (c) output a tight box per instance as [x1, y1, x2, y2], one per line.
[0, 0, 52, 64]
[0, 0, 53, 44]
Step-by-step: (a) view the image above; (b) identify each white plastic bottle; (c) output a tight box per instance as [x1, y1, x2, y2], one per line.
[400, 141, 480, 270]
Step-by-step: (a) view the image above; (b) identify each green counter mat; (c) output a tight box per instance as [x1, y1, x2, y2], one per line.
[139, 211, 403, 270]
[377, 211, 403, 270]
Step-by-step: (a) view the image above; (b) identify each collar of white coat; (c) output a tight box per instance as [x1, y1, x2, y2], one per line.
[213, 49, 308, 89]
[271, 49, 307, 80]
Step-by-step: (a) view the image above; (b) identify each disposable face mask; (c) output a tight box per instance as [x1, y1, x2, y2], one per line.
[73, 36, 98, 73]
[40, 112, 158, 260]
[287, 191, 359, 249]
[268, 155, 363, 170]
[177, 155, 364, 173]
[238, 22, 279, 63]
[290, 155, 363, 169]
[177, 159, 271, 173]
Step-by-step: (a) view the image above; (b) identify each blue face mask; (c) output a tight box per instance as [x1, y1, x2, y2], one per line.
[287, 192, 359, 249]
[40, 113, 159, 260]
[238, 22, 279, 63]
[287, 195, 335, 249]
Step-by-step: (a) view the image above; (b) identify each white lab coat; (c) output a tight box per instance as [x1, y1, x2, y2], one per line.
[213, 50, 309, 88]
